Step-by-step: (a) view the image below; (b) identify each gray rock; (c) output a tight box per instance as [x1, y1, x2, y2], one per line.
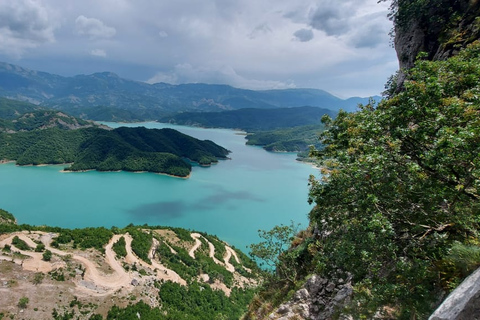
[277, 304, 290, 315]
[295, 288, 310, 302]
[326, 282, 336, 292]
[333, 284, 353, 304]
[429, 267, 480, 320]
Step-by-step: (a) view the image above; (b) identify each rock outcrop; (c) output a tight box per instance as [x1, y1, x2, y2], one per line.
[429, 267, 480, 320]
[268, 275, 353, 320]
[393, 0, 480, 88]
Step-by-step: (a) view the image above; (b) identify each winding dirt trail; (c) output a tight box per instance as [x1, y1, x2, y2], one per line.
[148, 238, 186, 285]
[188, 233, 202, 259]
[0, 231, 252, 296]
[223, 246, 237, 273]
[0, 233, 63, 273]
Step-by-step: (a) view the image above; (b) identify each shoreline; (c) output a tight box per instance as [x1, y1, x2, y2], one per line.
[1, 159, 191, 179]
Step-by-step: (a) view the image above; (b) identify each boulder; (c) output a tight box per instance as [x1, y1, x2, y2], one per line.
[429, 267, 480, 320]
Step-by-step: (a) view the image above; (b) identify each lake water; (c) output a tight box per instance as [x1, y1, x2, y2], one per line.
[0, 122, 317, 251]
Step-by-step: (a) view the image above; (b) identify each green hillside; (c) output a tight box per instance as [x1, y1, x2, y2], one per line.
[245, 124, 324, 153]
[160, 106, 335, 132]
[0, 126, 228, 177]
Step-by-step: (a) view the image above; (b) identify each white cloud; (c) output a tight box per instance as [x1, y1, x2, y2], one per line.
[90, 49, 106, 57]
[147, 63, 296, 90]
[158, 30, 168, 38]
[0, 0, 56, 56]
[75, 15, 116, 39]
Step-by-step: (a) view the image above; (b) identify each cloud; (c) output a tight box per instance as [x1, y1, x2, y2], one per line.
[248, 23, 273, 39]
[0, 0, 397, 97]
[90, 48, 106, 57]
[0, 0, 56, 56]
[75, 15, 116, 39]
[147, 63, 296, 90]
[293, 28, 314, 42]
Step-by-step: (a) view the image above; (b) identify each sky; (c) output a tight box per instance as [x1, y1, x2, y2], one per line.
[0, 0, 399, 98]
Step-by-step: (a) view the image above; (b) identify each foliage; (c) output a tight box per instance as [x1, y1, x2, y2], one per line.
[128, 228, 153, 264]
[42, 250, 52, 261]
[246, 124, 325, 153]
[11, 236, 31, 251]
[306, 42, 480, 318]
[0, 97, 38, 119]
[249, 222, 300, 271]
[0, 124, 228, 176]
[200, 233, 227, 262]
[161, 106, 336, 132]
[17, 297, 29, 309]
[0, 209, 15, 224]
[55, 227, 113, 251]
[444, 242, 480, 277]
[105, 283, 255, 320]
[112, 236, 127, 258]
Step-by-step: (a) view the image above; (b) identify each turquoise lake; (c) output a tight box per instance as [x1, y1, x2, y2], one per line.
[0, 122, 317, 251]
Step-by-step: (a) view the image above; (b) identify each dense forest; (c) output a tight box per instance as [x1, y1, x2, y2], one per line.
[0, 106, 229, 177]
[245, 124, 324, 153]
[160, 106, 336, 131]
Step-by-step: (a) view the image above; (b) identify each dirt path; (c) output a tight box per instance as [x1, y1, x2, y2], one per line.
[0, 231, 250, 297]
[0, 233, 62, 273]
[148, 238, 186, 285]
[223, 246, 235, 273]
[188, 233, 202, 259]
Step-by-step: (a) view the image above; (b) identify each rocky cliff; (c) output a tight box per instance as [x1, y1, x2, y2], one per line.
[393, 0, 480, 87]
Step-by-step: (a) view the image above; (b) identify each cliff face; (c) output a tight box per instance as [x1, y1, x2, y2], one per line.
[394, 0, 480, 86]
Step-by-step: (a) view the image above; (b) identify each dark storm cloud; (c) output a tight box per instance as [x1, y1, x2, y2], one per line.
[293, 28, 314, 42]
[309, 6, 349, 36]
[0, 0, 397, 97]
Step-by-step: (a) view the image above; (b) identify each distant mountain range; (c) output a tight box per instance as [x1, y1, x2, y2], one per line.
[0, 62, 379, 121]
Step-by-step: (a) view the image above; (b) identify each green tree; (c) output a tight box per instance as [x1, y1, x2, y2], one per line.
[307, 42, 480, 318]
[43, 249, 52, 261]
[249, 222, 301, 285]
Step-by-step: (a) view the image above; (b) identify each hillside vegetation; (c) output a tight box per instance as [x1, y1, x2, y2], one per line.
[0, 126, 229, 177]
[0, 210, 259, 319]
[160, 106, 336, 132]
[246, 33, 480, 320]
[245, 124, 324, 154]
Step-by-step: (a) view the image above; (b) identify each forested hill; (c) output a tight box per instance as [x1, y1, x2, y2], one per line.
[246, 1, 480, 319]
[0, 103, 229, 177]
[0, 126, 229, 177]
[160, 106, 336, 132]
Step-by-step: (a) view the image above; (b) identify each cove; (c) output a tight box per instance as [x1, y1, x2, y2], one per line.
[0, 122, 317, 251]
